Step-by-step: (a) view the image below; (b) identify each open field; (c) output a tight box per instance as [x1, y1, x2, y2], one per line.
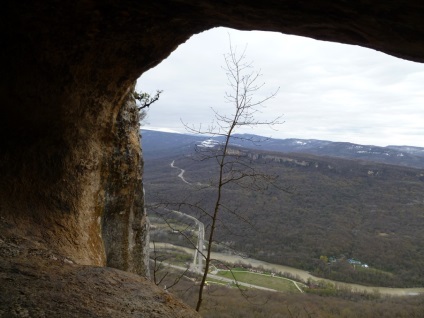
[150, 261, 424, 318]
[217, 270, 303, 293]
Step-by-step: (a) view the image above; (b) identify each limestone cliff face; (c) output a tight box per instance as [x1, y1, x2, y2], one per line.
[0, 82, 145, 269]
[1, 0, 424, 316]
[102, 87, 150, 277]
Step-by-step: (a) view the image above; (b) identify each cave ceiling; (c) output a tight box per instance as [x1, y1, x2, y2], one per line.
[5, 1, 424, 79]
[3, 1, 423, 142]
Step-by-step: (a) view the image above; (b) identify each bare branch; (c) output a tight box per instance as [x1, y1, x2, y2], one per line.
[192, 38, 283, 312]
[150, 38, 285, 312]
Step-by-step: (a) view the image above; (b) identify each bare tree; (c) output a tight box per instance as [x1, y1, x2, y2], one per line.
[181, 41, 283, 312]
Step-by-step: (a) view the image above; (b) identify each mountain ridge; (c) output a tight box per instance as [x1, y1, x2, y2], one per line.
[140, 129, 424, 169]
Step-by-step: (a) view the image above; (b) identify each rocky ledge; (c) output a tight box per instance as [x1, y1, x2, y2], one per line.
[0, 218, 199, 318]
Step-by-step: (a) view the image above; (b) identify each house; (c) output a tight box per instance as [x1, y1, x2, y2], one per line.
[348, 259, 362, 265]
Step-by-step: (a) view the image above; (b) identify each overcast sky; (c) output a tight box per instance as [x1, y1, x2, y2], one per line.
[136, 27, 424, 147]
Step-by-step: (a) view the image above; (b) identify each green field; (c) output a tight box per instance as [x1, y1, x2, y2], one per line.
[217, 270, 302, 293]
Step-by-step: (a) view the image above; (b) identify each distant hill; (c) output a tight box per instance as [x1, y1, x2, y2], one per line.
[140, 130, 207, 159]
[140, 129, 424, 169]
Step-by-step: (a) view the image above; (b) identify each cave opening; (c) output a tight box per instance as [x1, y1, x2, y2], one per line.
[137, 27, 424, 148]
[135, 28, 424, 300]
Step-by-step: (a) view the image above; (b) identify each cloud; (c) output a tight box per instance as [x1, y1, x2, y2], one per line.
[137, 27, 424, 147]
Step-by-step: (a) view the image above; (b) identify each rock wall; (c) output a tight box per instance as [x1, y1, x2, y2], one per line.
[102, 87, 150, 276]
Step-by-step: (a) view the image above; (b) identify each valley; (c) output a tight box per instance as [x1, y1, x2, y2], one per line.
[143, 130, 424, 290]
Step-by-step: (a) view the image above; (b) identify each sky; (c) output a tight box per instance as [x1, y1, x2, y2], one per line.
[136, 27, 424, 147]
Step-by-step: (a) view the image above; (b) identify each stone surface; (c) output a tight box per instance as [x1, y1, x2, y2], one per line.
[1, 0, 424, 316]
[102, 87, 150, 277]
[0, 218, 198, 318]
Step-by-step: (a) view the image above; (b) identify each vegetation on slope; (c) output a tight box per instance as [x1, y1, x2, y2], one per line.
[144, 146, 424, 288]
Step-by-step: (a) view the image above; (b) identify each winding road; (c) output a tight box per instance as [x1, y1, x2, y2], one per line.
[170, 160, 190, 184]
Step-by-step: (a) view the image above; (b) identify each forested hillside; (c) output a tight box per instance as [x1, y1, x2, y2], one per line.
[143, 137, 424, 288]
